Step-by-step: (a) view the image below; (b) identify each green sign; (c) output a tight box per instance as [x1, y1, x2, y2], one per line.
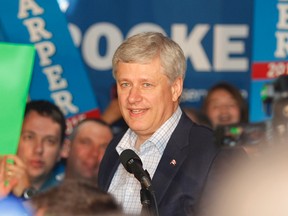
[0, 42, 35, 155]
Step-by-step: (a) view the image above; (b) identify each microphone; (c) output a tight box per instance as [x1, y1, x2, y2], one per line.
[120, 149, 160, 216]
[120, 149, 152, 190]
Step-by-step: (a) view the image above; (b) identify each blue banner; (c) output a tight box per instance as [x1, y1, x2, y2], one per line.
[64, 0, 253, 111]
[0, 0, 100, 133]
[250, 0, 288, 122]
[0, 0, 255, 124]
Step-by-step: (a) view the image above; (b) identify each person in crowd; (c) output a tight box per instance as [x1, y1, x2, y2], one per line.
[1, 100, 66, 198]
[63, 118, 113, 182]
[202, 82, 248, 129]
[101, 83, 128, 135]
[0, 161, 33, 216]
[98, 32, 219, 216]
[30, 178, 123, 216]
[201, 82, 267, 158]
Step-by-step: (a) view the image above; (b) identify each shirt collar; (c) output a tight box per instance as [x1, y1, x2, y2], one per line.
[117, 106, 182, 155]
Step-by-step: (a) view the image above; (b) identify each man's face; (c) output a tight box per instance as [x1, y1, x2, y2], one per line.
[116, 57, 182, 140]
[66, 121, 113, 181]
[17, 111, 62, 186]
[206, 89, 241, 128]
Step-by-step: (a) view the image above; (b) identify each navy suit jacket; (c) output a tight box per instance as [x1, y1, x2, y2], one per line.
[98, 112, 219, 216]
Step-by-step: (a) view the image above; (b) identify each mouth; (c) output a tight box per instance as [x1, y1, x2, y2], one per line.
[128, 108, 147, 117]
[82, 164, 99, 178]
[29, 160, 44, 168]
[218, 115, 232, 123]
[130, 109, 144, 113]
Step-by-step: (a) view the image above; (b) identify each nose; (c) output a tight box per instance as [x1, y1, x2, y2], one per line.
[219, 104, 230, 113]
[128, 86, 142, 104]
[33, 139, 44, 155]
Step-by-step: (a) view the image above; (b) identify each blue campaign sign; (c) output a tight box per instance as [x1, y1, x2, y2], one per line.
[0, 0, 100, 129]
[250, 0, 288, 122]
[64, 0, 253, 111]
[252, 1, 279, 62]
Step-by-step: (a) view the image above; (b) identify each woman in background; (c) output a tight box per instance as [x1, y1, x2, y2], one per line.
[202, 82, 248, 129]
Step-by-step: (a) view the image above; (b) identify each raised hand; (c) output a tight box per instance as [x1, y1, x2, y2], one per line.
[0, 155, 16, 197]
[0, 155, 31, 197]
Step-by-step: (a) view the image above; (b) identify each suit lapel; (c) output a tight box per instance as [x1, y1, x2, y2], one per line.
[103, 150, 121, 191]
[151, 114, 192, 204]
[99, 133, 123, 191]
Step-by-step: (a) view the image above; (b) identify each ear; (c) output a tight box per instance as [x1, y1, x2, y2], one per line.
[60, 138, 71, 159]
[171, 77, 183, 102]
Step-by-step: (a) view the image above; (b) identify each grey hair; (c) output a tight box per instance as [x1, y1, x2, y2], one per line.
[112, 32, 186, 83]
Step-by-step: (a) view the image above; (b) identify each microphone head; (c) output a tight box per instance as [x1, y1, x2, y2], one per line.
[120, 149, 142, 173]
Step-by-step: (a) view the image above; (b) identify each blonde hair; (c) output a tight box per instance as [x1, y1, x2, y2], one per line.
[112, 32, 186, 83]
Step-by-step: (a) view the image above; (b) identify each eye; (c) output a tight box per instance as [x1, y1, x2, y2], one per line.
[22, 133, 34, 141]
[143, 83, 152, 87]
[44, 137, 58, 146]
[229, 102, 238, 108]
[211, 104, 220, 109]
[78, 138, 92, 146]
[120, 82, 130, 88]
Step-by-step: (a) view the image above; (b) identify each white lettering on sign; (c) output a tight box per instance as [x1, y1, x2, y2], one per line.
[43, 65, 68, 91]
[181, 88, 248, 103]
[83, 22, 123, 70]
[51, 91, 79, 115]
[213, 25, 248, 71]
[18, 0, 78, 116]
[68, 22, 249, 72]
[18, 0, 44, 19]
[34, 41, 55, 66]
[23, 17, 52, 42]
[275, 2, 288, 58]
[172, 24, 211, 71]
[181, 88, 208, 103]
[267, 62, 288, 78]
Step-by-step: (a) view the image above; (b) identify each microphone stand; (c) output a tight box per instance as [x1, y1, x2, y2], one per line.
[140, 185, 152, 215]
[140, 171, 159, 216]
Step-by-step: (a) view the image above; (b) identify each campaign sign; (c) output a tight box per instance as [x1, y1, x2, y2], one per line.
[0, 0, 101, 133]
[250, 0, 288, 122]
[0, 42, 35, 155]
[64, 0, 253, 111]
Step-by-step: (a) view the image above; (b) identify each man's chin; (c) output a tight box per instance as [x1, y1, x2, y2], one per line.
[29, 172, 47, 186]
[81, 172, 98, 181]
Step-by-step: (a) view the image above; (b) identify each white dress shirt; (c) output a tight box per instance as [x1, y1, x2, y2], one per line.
[108, 107, 182, 215]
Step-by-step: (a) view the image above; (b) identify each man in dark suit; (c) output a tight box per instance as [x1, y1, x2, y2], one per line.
[98, 32, 219, 216]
